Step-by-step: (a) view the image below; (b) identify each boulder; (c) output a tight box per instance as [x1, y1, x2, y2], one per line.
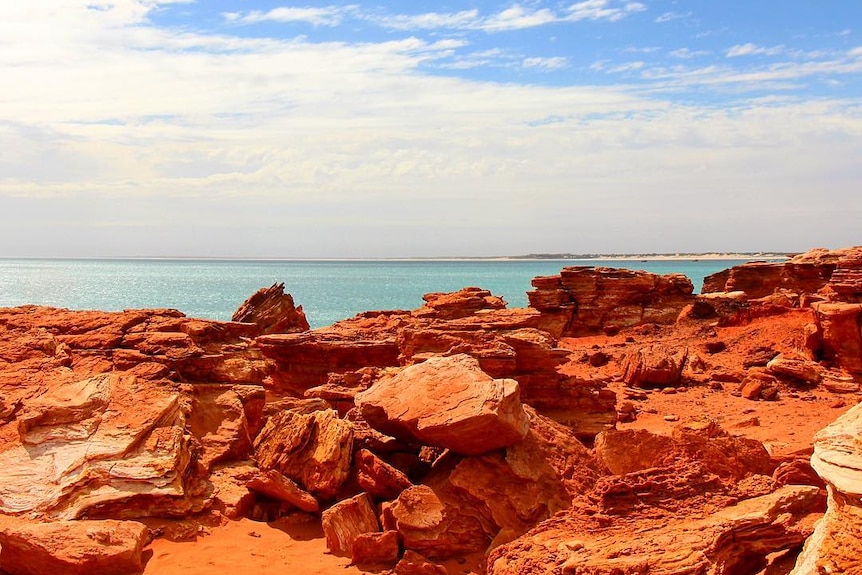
[230, 282, 309, 335]
[622, 345, 688, 388]
[355, 354, 530, 456]
[0, 373, 194, 519]
[0, 518, 149, 575]
[355, 449, 413, 501]
[246, 469, 320, 513]
[813, 302, 862, 374]
[394, 550, 449, 575]
[351, 530, 401, 566]
[416, 287, 506, 320]
[766, 355, 823, 386]
[791, 401, 862, 574]
[320, 493, 380, 557]
[253, 408, 353, 499]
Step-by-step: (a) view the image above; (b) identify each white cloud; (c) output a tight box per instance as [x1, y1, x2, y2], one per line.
[370, 9, 479, 31]
[566, 0, 646, 23]
[670, 48, 709, 59]
[523, 56, 569, 71]
[726, 43, 785, 58]
[224, 6, 353, 26]
[655, 11, 691, 23]
[607, 61, 645, 73]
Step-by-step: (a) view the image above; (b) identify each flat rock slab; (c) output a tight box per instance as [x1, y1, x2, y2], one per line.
[356, 354, 529, 455]
[0, 518, 149, 575]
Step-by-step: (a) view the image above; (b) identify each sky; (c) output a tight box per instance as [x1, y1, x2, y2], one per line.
[1, 1, 861, 258]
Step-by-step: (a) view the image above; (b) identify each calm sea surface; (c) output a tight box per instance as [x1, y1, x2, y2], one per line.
[0, 258, 765, 329]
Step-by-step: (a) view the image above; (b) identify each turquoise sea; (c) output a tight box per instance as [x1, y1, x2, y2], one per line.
[0, 258, 765, 329]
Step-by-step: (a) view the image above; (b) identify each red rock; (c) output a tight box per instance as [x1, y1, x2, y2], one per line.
[355, 449, 413, 501]
[766, 355, 823, 385]
[0, 518, 149, 575]
[189, 384, 266, 472]
[355, 354, 530, 456]
[488, 485, 822, 575]
[208, 462, 258, 520]
[416, 287, 506, 320]
[351, 530, 401, 566]
[320, 493, 380, 557]
[394, 550, 449, 575]
[0, 373, 194, 519]
[791, 401, 862, 574]
[247, 469, 320, 513]
[813, 302, 862, 374]
[741, 378, 765, 400]
[622, 344, 688, 389]
[231, 282, 309, 335]
[528, 266, 694, 337]
[383, 409, 600, 559]
[253, 408, 353, 499]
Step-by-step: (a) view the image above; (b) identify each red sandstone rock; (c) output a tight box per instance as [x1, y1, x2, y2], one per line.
[0, 518, 149, 575]
[394, 550, 449, 575]
[253, 408, 353, 499]
[355, 448, 413, 501]
[487, 485, 822, 575]
[791, 401, 862, 574]
[320, 493, 380, 557]
[622, 344, 688, 389]
[766, 354, 823, 385]
[189, 384, 266, 472]
[382, 408, 600, 558]
[528, 266, 694, 337]
[231, 282, 309, 335]
[247, 469, 320, 513]
[1, 372, 194, 519]
[355, 354, 530, 456]
[416, 287, 506, 320]
[813, 302, 862, 374]
[351, 530, 401, 566]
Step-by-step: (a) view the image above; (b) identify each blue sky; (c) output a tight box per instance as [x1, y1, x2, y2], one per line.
[1, 1, 861, 257]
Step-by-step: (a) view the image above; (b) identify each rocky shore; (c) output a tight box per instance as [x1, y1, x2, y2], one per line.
[0, 248, 861, 575]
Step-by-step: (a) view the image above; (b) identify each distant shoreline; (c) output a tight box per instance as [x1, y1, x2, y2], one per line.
[0, 253, 790, 262]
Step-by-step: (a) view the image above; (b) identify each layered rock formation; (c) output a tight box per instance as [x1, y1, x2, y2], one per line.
[527, 266, 694, 337]
[790, 401, 862, 574]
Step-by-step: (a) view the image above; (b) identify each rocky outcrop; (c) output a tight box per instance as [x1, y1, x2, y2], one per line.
[0, 373, 194, 520]
[488, 485, 822, 575]
[258, 287, 616, 438]
[381, 408, 600, 558]
[231, 282, 309, 334]
[527, 267, 694, 337]
[791, 402, 862, 574]
[356, 354, 529, 456]
[702, 246, 862, 301]
[813, 302, 862, 374]
[0, 518, 149, 575]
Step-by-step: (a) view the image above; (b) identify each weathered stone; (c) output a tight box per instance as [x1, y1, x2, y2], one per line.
[394, 550, 449, 575]
[0, 518, 149, 575]
[321, 493, 380, 557]
[355, 449, 413, 501]
[0, 373, 193, 519]
[247, 469, 320, 513]
[253, 408, 353, 499]
[231, 282, 309, 335]
[766, 355, 823, 385]
[356, 354, 530, 456]
[622, 345, 688, 389]
[528, 266, 694, 337]
[488, 486, 822, 575]
[189, 384, 266, 472]
[208, 462, 257, 520]
[351, 530, 401, 566]
[813, 302, 862, 374]
[791, 402, 862, 574]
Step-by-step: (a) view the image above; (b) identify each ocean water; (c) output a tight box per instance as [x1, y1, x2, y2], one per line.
[0, 258, 763, 329]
